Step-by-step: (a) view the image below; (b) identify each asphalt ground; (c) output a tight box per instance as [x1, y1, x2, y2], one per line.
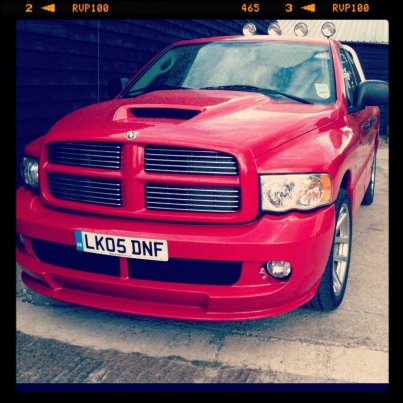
[16, 142, 389, 385]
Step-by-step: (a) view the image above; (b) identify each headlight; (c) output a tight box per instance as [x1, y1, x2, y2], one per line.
[21, 156, 39, 189]
[260, 174, 332, 212]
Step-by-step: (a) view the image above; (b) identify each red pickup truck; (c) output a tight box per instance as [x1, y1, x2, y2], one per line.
[17, 32, 388, 321]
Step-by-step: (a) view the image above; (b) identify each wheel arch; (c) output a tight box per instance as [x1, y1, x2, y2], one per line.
[340, 170, 351, 191]
[336, 170, 354, 209]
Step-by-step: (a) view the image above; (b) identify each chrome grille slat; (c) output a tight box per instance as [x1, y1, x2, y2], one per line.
[147, 192, 238, 199]
[48, 176, 121, 189]
[49, 161, 120, 169]
[146, 186, 238, 193]
[147, 201, 239, 207]
[145, 206, 237, 213]
[54, 145, 121, 151]
[50, 152, 121, 159]
[48, 184, 121, 197]
[146, 154, 234, 160]
[146, 147, 220, 154]
[48, 189, 122, 202]
[48, 142, 122, 169]
[144, 145, 238, 175]
[52, 142, 121, 150]
[145, 168, 236, 175]
[51, 197, 120, 207]
[146, 159, 235, 165]
[146, 163, 235, 169]
[146, 197, 239, 204]
[145, 184, 240, 213]
[51, 145, 121, 151]
[48, 173, 122, 207]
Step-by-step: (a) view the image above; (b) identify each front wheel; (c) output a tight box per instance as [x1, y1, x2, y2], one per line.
[307, 188, 352, 311]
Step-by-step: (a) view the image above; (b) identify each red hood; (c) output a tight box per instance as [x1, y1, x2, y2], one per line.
[47, 90, 339, 156]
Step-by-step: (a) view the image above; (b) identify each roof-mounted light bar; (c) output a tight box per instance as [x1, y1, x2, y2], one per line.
[242, 21, 337, 39]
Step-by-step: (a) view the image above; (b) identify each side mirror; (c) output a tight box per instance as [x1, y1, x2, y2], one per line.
[354, 80, 389, 107]
[107, 77, 129, 99]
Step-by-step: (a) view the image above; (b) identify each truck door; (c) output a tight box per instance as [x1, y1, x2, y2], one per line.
[339, 48, 375, 205]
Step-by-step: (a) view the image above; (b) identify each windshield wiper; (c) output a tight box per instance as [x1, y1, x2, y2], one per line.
[263, 88, 314, 104]
[199, 85, 313, 105]
[123, 84, 193, 98]
[200, 85, 266, 94]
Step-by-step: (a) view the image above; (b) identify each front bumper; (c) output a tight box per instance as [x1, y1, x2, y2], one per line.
[16, 187, 335, 321]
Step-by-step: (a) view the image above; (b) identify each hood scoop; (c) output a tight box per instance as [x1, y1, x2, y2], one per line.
[131, 107, 201, 120]
[113, 104, 203, 123]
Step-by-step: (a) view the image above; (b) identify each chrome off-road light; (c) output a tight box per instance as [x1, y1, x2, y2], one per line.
[294, 22, 308, 37]
[321, 22, 336, 38]
[268, 22, 281, 36]
[243, 23, 256, 36]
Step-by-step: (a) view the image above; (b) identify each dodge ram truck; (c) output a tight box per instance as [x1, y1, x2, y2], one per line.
[17, 27, 388, 321]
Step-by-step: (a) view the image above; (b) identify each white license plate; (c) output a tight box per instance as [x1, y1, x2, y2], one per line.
[74, 230, 168, 261]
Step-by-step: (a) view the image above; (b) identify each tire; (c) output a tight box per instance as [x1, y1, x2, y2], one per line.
[361, 151, 376, 205]
[307, 188, 352, 311]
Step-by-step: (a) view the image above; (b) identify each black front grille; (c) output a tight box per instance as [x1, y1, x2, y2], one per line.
[48, 142, 122, 170]
[145, 183, 240, 213]
[48, 173, 122, 207]
[144, 145, 238, 175]
[128, 258, 241, 285]
[31, 239, 120, 276]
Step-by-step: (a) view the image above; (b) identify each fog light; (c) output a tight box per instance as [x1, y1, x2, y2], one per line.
[264, 261, 292, 279]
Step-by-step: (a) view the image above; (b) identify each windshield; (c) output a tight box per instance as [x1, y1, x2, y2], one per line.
[122, 40, 336, 105]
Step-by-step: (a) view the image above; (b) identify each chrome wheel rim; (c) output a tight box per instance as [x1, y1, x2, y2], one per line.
[333, 203, 351, 296]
